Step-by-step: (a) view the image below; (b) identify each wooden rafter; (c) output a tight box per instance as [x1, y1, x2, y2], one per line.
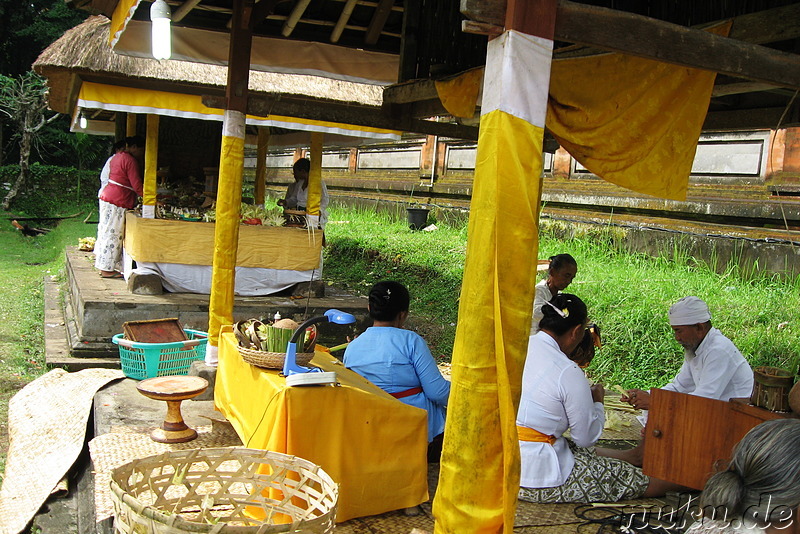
[365, 0, 393, 45]
[201, 94, 479, 140]
[281, 0, 311, 37]
[461, 0, 800, 90]
[173, 0, 203, 22]
[331, 0, 358, 43]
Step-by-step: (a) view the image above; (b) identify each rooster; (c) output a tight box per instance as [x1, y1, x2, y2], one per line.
[11, 220, 50, 237]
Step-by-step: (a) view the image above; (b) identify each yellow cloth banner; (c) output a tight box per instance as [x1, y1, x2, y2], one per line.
[547, 23, 731, 201]
[124, 213, 322, 269]
[435, 67, 483, 119]
[78, 82, 400, 139]
[433, 110, 542, 533]
[143, 114, 158, 208]
[214, 327, 429, 522]
[307, 132, 323, 217]
[208, 132, 244, 347]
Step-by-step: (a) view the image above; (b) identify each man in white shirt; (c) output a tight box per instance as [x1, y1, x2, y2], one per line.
[277, 158, 329, 229]
[623, 296, 754, 410]
[599, 296, 754, 467]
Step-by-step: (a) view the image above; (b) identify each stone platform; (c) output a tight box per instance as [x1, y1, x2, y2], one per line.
[47, 248, 368, 368]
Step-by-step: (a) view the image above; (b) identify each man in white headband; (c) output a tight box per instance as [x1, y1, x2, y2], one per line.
[623, 296, 753, 411]
[597, 296, 754, 468]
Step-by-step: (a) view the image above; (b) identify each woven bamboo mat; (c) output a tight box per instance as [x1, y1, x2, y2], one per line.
[0, 368, 124, 534]
[89, 422, 243, 523]
[333, 463, 667, 533]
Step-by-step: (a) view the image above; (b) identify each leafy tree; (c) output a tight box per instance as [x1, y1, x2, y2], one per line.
[0, 72, 60, 209]
[0, 0, 86, 77]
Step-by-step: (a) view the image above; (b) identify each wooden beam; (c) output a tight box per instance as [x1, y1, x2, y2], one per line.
[384, 78, 438, 104]
[281, 0, 311, 37]
[398, 0, 419, 81]
[202, 94, 479, 140]
[463, 0, 800, 90]
[703, 107, 799, 131]
[252, 0, 281, 24]
[365, 0, 393, 45]
[173, 0, 203, 22]
[712, 81, 782, 98]
[728, 3, 800, 45]
[331, 0, 357, 43]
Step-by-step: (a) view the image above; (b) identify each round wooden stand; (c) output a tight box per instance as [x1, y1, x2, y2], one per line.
[136, 376, 209, 443]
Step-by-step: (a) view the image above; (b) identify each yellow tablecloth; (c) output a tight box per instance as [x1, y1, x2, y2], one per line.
[124, 213, 322, 270]
[214, 327, 429, 522]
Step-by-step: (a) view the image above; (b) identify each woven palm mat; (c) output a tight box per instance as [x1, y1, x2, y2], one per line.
[333, 464, 666, 533]
[89, 421, 243, 523]
[0, 368, 125, 534]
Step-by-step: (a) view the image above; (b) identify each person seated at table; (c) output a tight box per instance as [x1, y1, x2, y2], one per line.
[344, 281, 450, 461]
[518, 293, 682, 503]
[277, 158, 329, 228]
[621, 296, 754, 410]
[531, 254, 578, 334]
[601, 296, 754, 468]
[684, 419, 800, 534]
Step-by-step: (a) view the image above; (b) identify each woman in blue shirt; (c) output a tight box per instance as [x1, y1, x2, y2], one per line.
[344, 281, 450, 461]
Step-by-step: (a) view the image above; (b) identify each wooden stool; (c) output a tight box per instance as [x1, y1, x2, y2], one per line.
[136, 375, 209, 443]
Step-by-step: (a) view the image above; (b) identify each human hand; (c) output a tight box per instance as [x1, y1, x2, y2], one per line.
[277, 198, 286, 207]
[590, 383, 605, 403]
[623, 389, 650, 410]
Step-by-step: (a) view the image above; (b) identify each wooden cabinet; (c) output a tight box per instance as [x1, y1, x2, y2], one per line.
[642, 389, 797, 490]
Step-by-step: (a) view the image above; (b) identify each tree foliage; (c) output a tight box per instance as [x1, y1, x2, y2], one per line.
[0, 72, 60, 209]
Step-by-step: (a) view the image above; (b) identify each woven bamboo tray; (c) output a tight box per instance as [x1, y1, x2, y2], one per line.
[238, 346, 315, 370]
[110, 447, 338, 533]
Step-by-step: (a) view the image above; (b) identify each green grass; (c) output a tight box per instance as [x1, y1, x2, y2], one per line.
[2, 198, 799, 477]
[0, 215, 97, 475]
[323, 204, 800, 389]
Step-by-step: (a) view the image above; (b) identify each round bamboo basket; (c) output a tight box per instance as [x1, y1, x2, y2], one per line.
[110, 447, 338, 533]
[238, 346, 315, 370]
[751, 366, 795, 412]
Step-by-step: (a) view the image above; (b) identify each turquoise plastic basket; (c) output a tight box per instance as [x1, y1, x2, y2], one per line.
[112, 329, 208, 380]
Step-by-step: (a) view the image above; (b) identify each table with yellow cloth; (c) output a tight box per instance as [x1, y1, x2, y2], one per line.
[214, 326, 429, 522]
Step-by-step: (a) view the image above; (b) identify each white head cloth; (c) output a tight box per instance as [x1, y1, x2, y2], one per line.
[668, 296, 711, 326]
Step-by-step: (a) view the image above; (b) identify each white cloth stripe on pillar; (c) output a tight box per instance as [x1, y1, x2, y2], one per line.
[481, 30, 553, 129]
[222, 109, 246, 139]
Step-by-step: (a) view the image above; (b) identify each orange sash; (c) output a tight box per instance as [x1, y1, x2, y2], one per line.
[517, 425, 557, 445]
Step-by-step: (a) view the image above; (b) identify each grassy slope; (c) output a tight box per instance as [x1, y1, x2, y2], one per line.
[0, 217, 95, 474]
[323, 204, 800, 389]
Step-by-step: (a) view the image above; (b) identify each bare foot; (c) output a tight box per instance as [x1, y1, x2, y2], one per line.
[597, 441, 644, 467]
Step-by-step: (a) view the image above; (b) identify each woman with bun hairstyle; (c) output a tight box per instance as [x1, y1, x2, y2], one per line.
[344, 281, 450, 459]
[685, 419, 800, 533]
[518, 293, 680, 503]
[531, 254, 578, 334]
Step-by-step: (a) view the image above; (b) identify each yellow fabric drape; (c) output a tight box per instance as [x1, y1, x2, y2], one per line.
[126, 113, 136, 137]
[143, 115, 158, 209]
[254, 128, 269, 205]
[433, 111, 543, 533]
[214, 327, 429, 522]
[307, 132, 323, 217]
[109, 0, 140, 47]
[208, 122, 244, 347]
[547, 23, 731, 201]
[124, 214, 322, 269]
[435, 67, 484, 119]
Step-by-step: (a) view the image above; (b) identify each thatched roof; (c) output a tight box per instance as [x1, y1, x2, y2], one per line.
[34, 16, 383, 115]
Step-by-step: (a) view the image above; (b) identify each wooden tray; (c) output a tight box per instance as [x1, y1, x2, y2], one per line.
[122, 318, 187, 343]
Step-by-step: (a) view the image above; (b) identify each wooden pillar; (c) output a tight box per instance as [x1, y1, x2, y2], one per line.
[206, 0, 254, 363]
[254, 127, 269, 206]
[126, 114, 137, 137]
[306, 132, 323, 227]
[432, 1, 557, 532]
[142, 115, 159, 218]
[115, 112, 127, 142]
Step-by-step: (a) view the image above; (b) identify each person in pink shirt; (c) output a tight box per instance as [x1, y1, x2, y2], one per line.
[94, 136, 144, 278]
